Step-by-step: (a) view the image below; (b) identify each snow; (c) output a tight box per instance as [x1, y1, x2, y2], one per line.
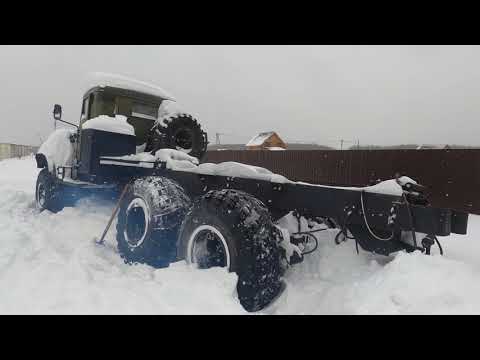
[188, 163, 407, 191]
[191, 161, 291, 184]
[82, 115, 135, 136]
[37, 129, 75, 172]
[397, 176, 417, 186]
[275, 224, 302, 260]
[136, 144, 146, 154]
[246, 132, 275, 147]
[84, 72, 175, 101]
[2, 156, 480, 314]
[362, 179, 404, 196]
[362, 176, 419, 196]
[101, 151, 410, 192]
[0, 156, 240, 314]
[155, 149, 199, 170]
[184, 161, 410, 194]
[105, 149, 199, 170]
[106, 151, 290, 184]
[298, 179, 406, 197]
[157, 100, 192, 124]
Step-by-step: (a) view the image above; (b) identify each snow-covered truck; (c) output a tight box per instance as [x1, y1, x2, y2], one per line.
[34, 73, 469, 312]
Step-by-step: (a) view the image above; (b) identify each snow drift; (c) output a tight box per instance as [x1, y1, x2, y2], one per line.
[1, 156, 480, 314]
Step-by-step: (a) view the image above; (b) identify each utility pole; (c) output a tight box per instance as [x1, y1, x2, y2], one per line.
[215, 132, 231, 145]
[337, 139, 357, 150]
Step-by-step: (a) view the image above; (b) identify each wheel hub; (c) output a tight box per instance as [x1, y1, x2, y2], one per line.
[188, 225, 230, 269]
[174, 128, 193, 151]
[124, 198, 149, 248]
[36, 183, 46, 208]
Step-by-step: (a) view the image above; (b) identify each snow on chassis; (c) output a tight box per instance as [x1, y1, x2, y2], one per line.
[34, 73, 470, 312]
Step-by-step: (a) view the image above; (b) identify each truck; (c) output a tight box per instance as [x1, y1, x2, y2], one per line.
[34, 73, 469, 312]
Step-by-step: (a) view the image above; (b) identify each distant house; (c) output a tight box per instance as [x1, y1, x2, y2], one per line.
[246, 131, 287, 150]
[416, 144, 443, 150]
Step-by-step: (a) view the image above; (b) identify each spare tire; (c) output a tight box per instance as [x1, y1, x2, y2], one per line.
[145, 114, 208, 161]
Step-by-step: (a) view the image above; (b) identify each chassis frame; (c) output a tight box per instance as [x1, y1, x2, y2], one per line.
[48, 154, 469, 257]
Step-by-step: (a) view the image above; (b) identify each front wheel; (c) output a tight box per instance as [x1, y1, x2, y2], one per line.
[35, 168, 64, 213]
[178, 189, 283, 312]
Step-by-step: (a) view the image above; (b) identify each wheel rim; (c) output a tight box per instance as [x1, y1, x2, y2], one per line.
[187, 225, 230, 269]
[124, 198, 149, 248]
[36, 182, 46, 208]
[174, 128, 193, 153]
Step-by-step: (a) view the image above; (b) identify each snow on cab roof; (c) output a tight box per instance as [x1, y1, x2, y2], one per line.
[246, 131, 275, 147]
[84, 72, 176, 101]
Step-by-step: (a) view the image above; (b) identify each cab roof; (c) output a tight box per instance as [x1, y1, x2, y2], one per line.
[83, 72, 176, 102]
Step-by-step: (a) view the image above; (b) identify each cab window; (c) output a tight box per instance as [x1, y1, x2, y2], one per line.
[131, 101, 158, 120]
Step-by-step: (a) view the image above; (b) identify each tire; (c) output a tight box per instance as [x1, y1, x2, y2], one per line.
[35, 168, 64, 213]
[145, 114, 208, 161]
[178, 189, 283, 312]
[116, 176, 192, 268]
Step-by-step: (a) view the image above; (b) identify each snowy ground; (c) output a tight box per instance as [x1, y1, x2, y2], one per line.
[1, 156, 480, 314]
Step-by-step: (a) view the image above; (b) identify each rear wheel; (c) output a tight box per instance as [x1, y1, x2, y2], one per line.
[35, 169, 64, 213]
[178, 189, 283, 312]
[116, 176, 192, 268]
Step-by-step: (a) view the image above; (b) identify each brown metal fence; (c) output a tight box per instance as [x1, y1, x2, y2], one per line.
[205, 149, 480, 215]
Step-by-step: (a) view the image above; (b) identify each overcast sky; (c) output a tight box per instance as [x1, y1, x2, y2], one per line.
[1, 45, 480, 148]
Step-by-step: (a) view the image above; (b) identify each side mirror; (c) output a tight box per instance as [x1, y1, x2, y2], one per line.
[53, 104, 62, 120]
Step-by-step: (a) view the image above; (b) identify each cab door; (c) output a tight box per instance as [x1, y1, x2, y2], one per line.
[73, 94, 93, 179]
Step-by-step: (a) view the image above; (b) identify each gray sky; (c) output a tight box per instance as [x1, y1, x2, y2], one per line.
[1, 45, 480, 148]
